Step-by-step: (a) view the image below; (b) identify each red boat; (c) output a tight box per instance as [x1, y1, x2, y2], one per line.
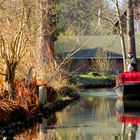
[114, 72, 140, 99]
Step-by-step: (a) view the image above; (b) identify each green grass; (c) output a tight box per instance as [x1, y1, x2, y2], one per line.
[70, 72, 115, 87]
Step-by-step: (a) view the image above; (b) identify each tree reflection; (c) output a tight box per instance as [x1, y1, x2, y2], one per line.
[93, 96, 112, 120]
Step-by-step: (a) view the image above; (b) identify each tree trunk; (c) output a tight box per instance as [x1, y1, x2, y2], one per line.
[35, 0, 57, 80]
[5, 63, 16, 97]
[115, 0, 127, 71]
[40, 0, 55, 63]
[46, 37, 55, 63]
[127, 0, 137, 64]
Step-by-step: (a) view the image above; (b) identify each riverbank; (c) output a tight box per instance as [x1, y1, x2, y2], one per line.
[69, 72, 116, 88]
[43, 88, 80, 118]
[0, 72, 116, 137]
[0, 85, 80, 138]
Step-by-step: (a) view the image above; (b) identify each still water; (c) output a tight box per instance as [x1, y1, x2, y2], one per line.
[14, 88, 140, 140]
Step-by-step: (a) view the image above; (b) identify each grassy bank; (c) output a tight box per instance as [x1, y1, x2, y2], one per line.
[70, 72, 116, 88]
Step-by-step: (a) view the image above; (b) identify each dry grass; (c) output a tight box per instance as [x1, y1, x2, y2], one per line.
[15, 78, 38, 110]
[0, 100, 30, 126]
[0, 77, 38, 126]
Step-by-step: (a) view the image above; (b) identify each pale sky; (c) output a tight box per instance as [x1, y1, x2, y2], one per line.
[107, 0, 125, 10]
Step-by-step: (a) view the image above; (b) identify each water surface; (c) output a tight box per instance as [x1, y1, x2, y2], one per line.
[14, 88, 140, 140]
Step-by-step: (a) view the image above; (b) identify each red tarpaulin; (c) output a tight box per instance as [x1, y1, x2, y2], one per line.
[116, 72, 140, 85]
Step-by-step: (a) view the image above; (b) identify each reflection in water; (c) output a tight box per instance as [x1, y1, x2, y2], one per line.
[115, 98, 140, 140]
[39, 114, 58, 140]
[13, 88, 135, 140]
[15, 124, 39, 140]
[94, 96, 113, 120]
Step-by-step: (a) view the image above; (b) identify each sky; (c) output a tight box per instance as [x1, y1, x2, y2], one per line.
[106, 0, 125, 10]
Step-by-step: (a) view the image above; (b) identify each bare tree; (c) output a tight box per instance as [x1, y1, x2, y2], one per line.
[58, 0, 115, 35]
[91, 47, 115, 77]
[0, 0, 31, 96]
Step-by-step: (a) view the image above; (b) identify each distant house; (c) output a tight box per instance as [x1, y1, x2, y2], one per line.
[55, 35, 140, 74]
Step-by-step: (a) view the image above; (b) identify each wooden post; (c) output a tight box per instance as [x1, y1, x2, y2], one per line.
[38, 84, 47, 118]
[37, 79, 47, 111]
[39, 85, 47, 106]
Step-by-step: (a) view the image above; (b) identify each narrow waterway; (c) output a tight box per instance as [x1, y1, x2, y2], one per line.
[13, 88, 140, 140]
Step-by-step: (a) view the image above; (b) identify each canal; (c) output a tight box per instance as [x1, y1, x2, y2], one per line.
[13, 88, 140, 139]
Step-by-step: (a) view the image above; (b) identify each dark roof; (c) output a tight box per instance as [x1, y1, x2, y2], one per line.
[59, 48, 122, 59]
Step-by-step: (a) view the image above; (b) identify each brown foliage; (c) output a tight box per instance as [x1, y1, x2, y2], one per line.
[15, 78, 39, 112]
[0, 78, 39, 126]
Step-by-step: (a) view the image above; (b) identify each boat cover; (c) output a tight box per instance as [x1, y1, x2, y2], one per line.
[118, 114, 140, 124]
[116, 72, 140, 85]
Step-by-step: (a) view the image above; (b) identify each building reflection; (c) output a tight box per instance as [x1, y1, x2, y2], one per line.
[115, 98, 140, 140]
